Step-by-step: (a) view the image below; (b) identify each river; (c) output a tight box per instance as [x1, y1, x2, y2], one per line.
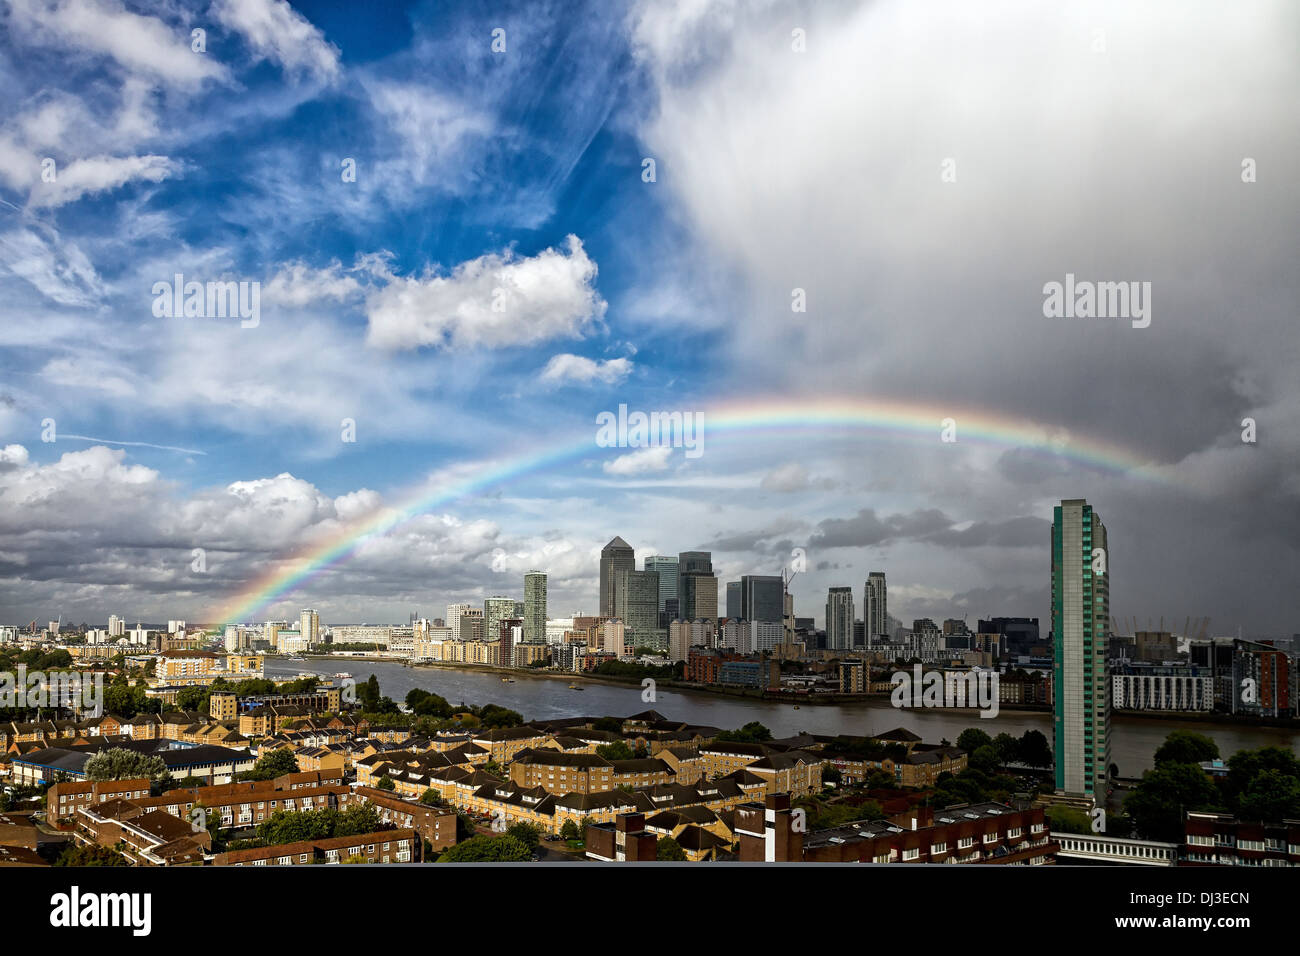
[265, 658, 1298, 776]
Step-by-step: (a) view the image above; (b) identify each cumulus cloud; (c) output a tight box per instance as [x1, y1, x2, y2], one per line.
[262, 260, 364, 308]
[602, 446, 674, 476]
[540, 353, 632, 386]
[365, 235, 606, 351]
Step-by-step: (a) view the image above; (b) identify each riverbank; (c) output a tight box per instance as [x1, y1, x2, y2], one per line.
[292, 656, 1049, 714]
[279, 655, 1299, 730]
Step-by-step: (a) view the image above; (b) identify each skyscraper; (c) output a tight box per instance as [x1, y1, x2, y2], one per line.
[825, 588, 854, 650]
[644, 555, 679, 627]
[739, 575, 784, 624]
[616, 568, 661, 649]
[446, 603, 473, 638]
[299, 609, 319, 646]
[524, 571, 548, 643]
[725, 581, 741, 619]
[680, 571, 718, 622]
[1052, 498, 1111, 798]
[678, 551, 716, 621]
[600, 537, 635, 618]
[865, 571, 888, 642]
[484, 596, 515, 645]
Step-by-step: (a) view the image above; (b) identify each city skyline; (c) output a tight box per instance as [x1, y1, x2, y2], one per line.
[3, 0, 1299, 640]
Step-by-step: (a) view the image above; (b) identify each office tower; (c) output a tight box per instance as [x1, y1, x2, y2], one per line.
[825, 587, 854, 650]
[299, 609, 319, 646]
[600, 537, 636, 618]
[865, 572, 887, 642]
[680, 571, 718, 622]
[484, 596, 516, 645]
[740, 575, 784, 624]
[616, 568, 661, 649]
[644, 555, 679, 627]
[977, 617, 1042, 657]
[513, 600, 525, 619]
[524, 571, 548, 643]
[1052, 498, 1111, 798]
[725, 581, 741, 619]
[446, 604, 473, 637]
[108, 615, 124, 638]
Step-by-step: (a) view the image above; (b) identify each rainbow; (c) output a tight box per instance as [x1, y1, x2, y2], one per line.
[209, 396, 1157, 624]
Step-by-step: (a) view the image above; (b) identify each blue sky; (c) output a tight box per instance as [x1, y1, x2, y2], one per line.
[1, 0, 1298, 634]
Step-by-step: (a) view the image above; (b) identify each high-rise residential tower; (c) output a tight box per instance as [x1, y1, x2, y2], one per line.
[299, 609, 319, 646]
[600, 537, 636, 618]
[484, 596, 515, 645]
[446, 604, 473, 638]
[825, 588, 854, 650]
[524, 571, 548, 643]
[865, 572, 888, 642]
[1052, 499, 1111, 798]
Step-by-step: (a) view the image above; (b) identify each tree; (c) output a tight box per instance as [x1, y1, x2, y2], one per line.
[1152, 731, 1220, 767]
[437, 835, 531, 862]
[359, 674, 381, 711]
[1018, 729, 1052, 769]
[506, 822, 542, 852]
[1123, 763, 1221, 841]
[956, 728, 993, 754]
[56, 843, 131, 866]
[560, 819, 581, 842]
[969, 745, 1001, 774]
[596, 741, 635, 761]
[992, 733, 1020, 766]
[419, 788, 442, 807]
[1045, 804, 1092, 834]
[376, 775, 396, 792]
[1236, 769, 1300, 823]
[715, 721, 773, 743]
[84, 748, 167, 782]
[241, 747, 299, 782]
[656, 836, 687, 861]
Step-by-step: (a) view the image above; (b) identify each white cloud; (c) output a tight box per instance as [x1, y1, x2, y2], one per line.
[760, 462, 810, 492]
[603, 446, 674, 476]
[212, 0, 341, 81]
[540, 353, 632, 386]
[6, 0, 228, 88]
[365, 234, 606, 351]
[27, 154, 178, 208]
[262, 260, 364, 308]
[0, 227, 104, 307]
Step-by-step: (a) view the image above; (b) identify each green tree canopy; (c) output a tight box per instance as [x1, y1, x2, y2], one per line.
[1152, 731, 1220, 767]
[437, 834, 531, 862]
[1123, 762, 1221, 841]
[84, 748, 167, 782]
[656, 836, 687, 860]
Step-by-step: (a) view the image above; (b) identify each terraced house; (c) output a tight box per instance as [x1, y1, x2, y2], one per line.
[214, 828, 416, 866]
